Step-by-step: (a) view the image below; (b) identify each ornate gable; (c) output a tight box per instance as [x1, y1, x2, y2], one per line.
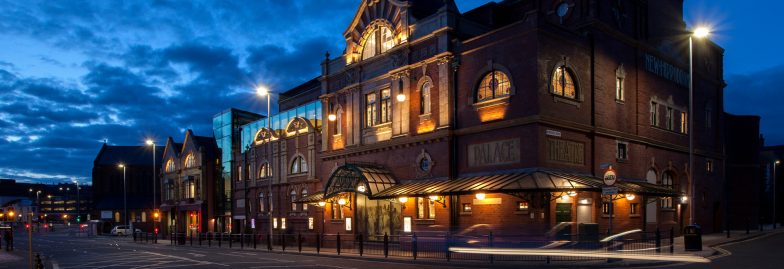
[344, 0, 410, 63]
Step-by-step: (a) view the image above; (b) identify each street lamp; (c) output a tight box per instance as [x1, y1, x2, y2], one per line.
[146, 139, 158, 234]
[256, 85, 274, 242]
[775, 160, 781, 229]
[72, 180, 80, 224]
[118, 163, 128, 228]
[688, 26, 710, 226]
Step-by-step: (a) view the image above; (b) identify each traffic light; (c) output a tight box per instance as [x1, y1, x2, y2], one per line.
[25, 224, 30, 230]
[154, 228, 159, 234]
[76, 216, 81, 223]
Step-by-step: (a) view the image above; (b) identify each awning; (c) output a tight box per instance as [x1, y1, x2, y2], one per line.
[371, 168, 681, 199]
[295, 191, 324, 204]
[323, 163, 397, 199]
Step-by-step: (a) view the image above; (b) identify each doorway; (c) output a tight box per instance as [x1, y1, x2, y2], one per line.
[556, 203, 573, 223]
[577, 200, 593, 224]
[356, 194, 401, 240]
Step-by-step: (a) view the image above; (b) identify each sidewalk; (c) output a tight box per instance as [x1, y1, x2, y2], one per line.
[671, 224, 784, 258]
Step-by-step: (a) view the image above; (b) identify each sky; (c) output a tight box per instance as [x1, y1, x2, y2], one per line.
[0, 0, 782, 185]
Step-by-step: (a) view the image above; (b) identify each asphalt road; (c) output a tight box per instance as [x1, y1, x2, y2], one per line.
[665, 232, 784, 269]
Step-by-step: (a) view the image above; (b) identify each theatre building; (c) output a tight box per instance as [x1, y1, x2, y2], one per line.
[159, 130, 219, 235]
[229, 0, 725, 238]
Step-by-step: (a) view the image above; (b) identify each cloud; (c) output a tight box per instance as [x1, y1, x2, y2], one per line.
[724, 65, 784, 145]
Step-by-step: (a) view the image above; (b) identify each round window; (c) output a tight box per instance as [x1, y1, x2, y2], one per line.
[556, 2, 569, 17]
[419, 158, 431, 172]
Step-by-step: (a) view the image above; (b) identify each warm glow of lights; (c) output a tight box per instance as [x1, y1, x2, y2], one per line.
[681, 196, 688, 203]
[357, 185, 366, 193]
[145, 139, 154, 145]
[416, 119, 436, 134]
[477, 103, 508, 122]
[429, 195, 440, 201]
[8, 211, 13, 217]
[332, 135, 345, 150]
[693, 27, 711, 38]
[398, 197, 409, 203]
[256, 86, 269, 96]
[318, 201, 326, 207]
[561, 195, 569, 201]
[338, 198, 347, 205]
[776, 160, 781, 165]
[396, 93, 406, 102]
[328, 114, 337, 121]
[118, 164, 125, 168]
[448, 247, 710, 263]
[567, 191, 577, 197]
[475, 193, 486, 200]
[626, 194, 636, 201]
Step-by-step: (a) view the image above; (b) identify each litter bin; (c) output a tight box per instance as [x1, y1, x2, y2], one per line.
[683, 225, 702, 251]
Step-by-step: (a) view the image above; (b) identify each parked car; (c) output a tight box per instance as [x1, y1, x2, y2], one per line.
[110, 225, 140, 236]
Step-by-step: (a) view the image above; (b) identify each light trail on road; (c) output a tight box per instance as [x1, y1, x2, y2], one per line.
[449, 247, 711, 263]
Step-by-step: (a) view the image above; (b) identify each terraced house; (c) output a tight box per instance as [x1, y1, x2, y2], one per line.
[232, 0, 726, 239]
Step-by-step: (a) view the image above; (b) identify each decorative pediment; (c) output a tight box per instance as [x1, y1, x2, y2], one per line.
[285, 117, 315, 136]
[254, 127, 279, 144]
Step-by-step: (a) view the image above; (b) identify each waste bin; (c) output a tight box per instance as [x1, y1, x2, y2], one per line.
[578, 223, 599, 243]
[683, 225, 702, 251]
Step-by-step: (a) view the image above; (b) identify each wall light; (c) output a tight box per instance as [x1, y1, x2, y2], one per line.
[398, 197, 408, 203]
[357, 185, 366, 193]
[475, 193, 486, 200]
[626, 194, 636, 201]
[317, 201, 326, 207]
[338, 198, 347, 205]
[429, 195, 440, 201]
[681, 196, 688, 203]
[328, 114, 337, 121]
[396, 93, 406, 102]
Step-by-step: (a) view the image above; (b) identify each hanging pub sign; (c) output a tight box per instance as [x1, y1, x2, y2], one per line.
[603, 165, 617, 186]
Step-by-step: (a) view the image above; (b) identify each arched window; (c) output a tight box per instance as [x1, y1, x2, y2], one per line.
[184, 154, 195, 168]
[165, 159, 175, 173]
[301, 189, 308, 211]
[551, 65, 577, 98]
[258, 193, 265, 212]
[361, 25, 395, 60]
[290, 156, 308, 174]
[420, 81, 431, 114]
[661, 172, 674, 209]
[335, 108, 343, 135]
[290, 190, 298, 212]
[258, 162, 271, 179]
[476, 71, 511, 102]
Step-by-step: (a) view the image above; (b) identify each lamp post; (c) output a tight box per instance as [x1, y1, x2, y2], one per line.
[775, 160, 780, 229]
[146, 139, 157, 234]
[688, 27, 710, 226]
[256, 86, 273, 241]
[72, 180, 80, 223]
[118, 164, 128, 228]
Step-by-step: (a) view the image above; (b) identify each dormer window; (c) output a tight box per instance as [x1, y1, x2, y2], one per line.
[361, 25, 395, 60]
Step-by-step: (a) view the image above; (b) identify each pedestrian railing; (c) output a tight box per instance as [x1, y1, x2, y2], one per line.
[131, 229, 676, 264]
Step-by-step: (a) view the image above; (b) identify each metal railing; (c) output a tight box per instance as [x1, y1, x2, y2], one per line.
[131, 229, 676, 264]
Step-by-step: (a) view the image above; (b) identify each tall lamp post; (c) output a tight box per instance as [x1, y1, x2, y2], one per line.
[688, 26, 710, 226]
[72, 180, 80, 224]
[256, 86, 273, 243]
[774, 160, 780, 229]
[146, 139, 157, 234]
[118, 164, 128, 228]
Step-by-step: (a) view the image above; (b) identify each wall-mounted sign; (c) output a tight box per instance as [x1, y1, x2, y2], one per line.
[547, 138, 585, 165]
[100, 211, 112, 219]
[546, 129, 562, 137]
[644, 53, 689, 88]
[603, 166, 617, 186]
[251, 218, 256, 229]
[468, 138, 520, 167]
[345, 217, 352, 231]
[403, 217, 412, 233]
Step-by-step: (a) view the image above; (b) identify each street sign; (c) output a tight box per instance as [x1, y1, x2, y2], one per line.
[602, 187, 619, 195]
[603, 166, 617, 186]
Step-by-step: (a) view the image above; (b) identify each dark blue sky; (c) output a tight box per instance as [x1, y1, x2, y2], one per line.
[0, 0, 781, 185]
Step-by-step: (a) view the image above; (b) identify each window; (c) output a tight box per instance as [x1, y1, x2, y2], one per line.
[681, 112, 688, 134]
[706, 160, 714, 173]
[361, 25, 395, 60]
[380, 89, 391, 123]
[518, 201, 529, 210]
[630, 203, 639, 215]
[259, 162, 272, 179]
[301, 189, 308, 211]
[665, 107, 674, 130]
[290, 190, 298, 212]
[462, 203, 472, 212]
[184, 154, 195, 168]
[617, 142, 628, 160]
[335, 108, 342, 135]
[165, 159, 175, 173]
[290, 156, 308, 174]
[237, 165, 242, 182]
[365, 93, 377, 127]
[165, 183, 174, 201]
[419, 158, 431, 172]
[650, 102, 658, 126]
[420, 81, 431, 114]
[331, 202, 343, 219]
[184, 177, 196, 199]
[477, 71, 511, 102]
[416, 197, 436, 219]
[602, 202, 611, 215]
[615, 77, 624, 101]
[551, 66, 576, 98]
[661, 172, 674, 209]
[258, 193, 265, 212]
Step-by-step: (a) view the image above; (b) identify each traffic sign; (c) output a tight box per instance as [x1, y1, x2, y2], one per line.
[603, 166, 617, 186]
[602, 187, 619, 195]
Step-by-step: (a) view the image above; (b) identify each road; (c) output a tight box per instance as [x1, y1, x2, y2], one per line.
[665, 232, 784, 269]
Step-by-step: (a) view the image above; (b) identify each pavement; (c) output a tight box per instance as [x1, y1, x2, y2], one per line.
[1, 225, 782, 268]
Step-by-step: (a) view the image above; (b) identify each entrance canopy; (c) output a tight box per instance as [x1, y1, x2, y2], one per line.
[372, 168, 681, 199]
[322, 163, 397, 199]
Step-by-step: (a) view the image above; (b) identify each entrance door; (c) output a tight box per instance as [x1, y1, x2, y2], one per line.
[556, 203, 573, 223]
[357, 194, 401, 241]
[577, 202, 593, 224]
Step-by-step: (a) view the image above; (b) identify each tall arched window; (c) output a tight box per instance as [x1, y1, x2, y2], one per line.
[258, 193, 265, 212]
[661, 172, 674, 209]
[335, 108, 342, 135]
[420, 81, 431, 114]
[165, 159, 175, 173]
[290, 190, 298, 212]
[361, 25, 395, 60]
[258, 162, 271, 179]
[301, 189, 308, 211]
[551, 65, 577, 98]
[184, 154, 195, 168]
[476, 71, 511, 102]
[290, 156, 308, 174]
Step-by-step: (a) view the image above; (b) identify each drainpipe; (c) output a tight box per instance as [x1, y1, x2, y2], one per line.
[449, 38, 462, 233]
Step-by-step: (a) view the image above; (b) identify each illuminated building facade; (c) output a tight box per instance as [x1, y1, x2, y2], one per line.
[236, 0, 726, 236]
